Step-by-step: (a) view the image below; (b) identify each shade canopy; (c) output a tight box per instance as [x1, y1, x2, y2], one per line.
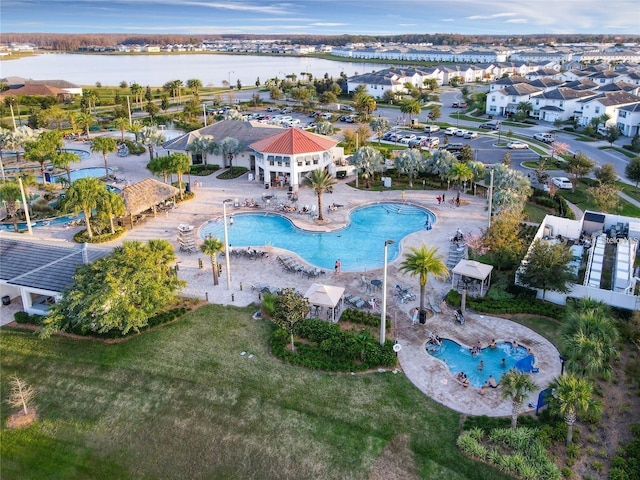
[120, 178, 180, 216]
[304, 283, 345, 308]
[452, 260, 493, 281]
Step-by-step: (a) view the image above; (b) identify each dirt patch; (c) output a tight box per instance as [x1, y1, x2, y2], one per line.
[6, 408, 38, 429]
[368, 433, 419, 480]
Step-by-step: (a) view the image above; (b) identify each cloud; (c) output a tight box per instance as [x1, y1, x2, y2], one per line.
[441, 18, 455, 22]
[310, 22, 347, 27]
[505, 18, 528, 24]
[466, 12, 517, 20]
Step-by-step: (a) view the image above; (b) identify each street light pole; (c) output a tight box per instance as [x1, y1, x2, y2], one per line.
[223, 199, 233, 290]
[380, 240, 394, 345]
[487, 167, 494, 229]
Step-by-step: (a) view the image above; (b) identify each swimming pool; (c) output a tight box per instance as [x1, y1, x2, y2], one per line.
[199, 203, 435, 271]
[427, 339, 531, 388]
[4, 148, 90, 165]
[39, 167, 112, 184]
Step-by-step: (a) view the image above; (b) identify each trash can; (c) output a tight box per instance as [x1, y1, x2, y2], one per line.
[288, 186, 293, 192]
[248, 173, 254, 181]
[2, 295, 11, 306]
[185, 182, 191, 193]
[419, 309, 427, 324]
[265, 183, 270, 189]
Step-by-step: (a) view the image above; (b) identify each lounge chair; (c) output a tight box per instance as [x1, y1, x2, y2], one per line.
[429, 294, 442, 313]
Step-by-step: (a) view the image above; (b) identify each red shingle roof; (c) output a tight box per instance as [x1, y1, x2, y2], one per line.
[249, 128, 337, 155]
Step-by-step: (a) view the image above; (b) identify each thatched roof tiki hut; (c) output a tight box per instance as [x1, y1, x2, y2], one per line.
[119, 178, 180, 228]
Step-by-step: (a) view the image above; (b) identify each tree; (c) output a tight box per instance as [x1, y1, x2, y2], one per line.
[350, 146, 384, 188]
[147, 155, 173, 183]
[187, 135, 215, 167]
[425, 150, 455, 181]
[139, 126, 166, 162]
[251, 93, 262, 107]
[549, 374, 601, 446]
[551, 141, 568, 160]
[593, 162, 617, 185]
[587, 183, 619, 213]
[447, 161, 473, 190]
[271, 288, 309, 352]
[500, 369, 537, 429]
[24, 130, 63, 186]
[145, 101, 160, 122]
[427, 105, 441, 124]
[353, 92, 376, 120]
[399, 244, 448, 319]
[160, 95, 170, 112]
[501, 151, 512, 167]
[395, 149, 424, 188]
[129, 82, 143, 108]
[318, 91, 337, 108]
[313, 120, 334, 136]
[51, 151, 81, 185]
[213, 137, 241, 170]
[45, 105, 66, 130]
[42, 240, 184, 337]
[625, 155, 640, 190]
[186, 78, 202, 96]
[7, 376, 35, 416]
[400, 99, 421, 123]
[303, 169, 336, 221]
[113, 116, 129, 142]
[167, 152, 191, 200]
[75, 112, 95, 138]
[91, 136, 118, 178]
[517, 239, 574, 300]
[97, 189, 125, 235]
[0, 181, 22, 232]
[369, 117, 391, 144]
[605, 125, 621, 146]
[200, 237, 225, 286]
[488, 164, 532, 214]
[483, 211, 525, 271]
[566, 152, 596, 185]
[516, 101, 533, 120]
[458, 145, 474, 164]
[560, 302, 619, 380]
[63, 177, 105, 239]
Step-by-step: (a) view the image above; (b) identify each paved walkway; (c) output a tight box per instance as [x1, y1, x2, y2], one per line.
[2, 138, 562, 415]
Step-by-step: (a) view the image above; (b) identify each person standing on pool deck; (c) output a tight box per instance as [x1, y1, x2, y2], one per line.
[335, 259, 341, 274]
[442, 192, 445, 203]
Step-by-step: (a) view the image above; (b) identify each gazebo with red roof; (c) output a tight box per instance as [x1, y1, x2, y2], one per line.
[248, 128, 339, 188]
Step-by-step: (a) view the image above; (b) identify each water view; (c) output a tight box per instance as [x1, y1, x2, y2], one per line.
[2, 54, 388, 87]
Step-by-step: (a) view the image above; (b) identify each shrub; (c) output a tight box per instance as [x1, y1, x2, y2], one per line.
[121, 139, 145, 155]
[73, 227, 126, 244]
[14, 311, 44, 325]
[340, 308, 389, 329]
[190, 164, 220, 176]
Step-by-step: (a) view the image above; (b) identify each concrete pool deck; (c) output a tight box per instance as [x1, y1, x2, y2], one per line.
[3, 138, 563, 416]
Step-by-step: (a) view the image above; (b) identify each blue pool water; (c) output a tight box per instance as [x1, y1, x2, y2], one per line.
[199, 203, 435, 271]
[427, 339, 531, 388]
[0, 214, 84, 232]
[39, 167, 112, 183]
[4, 149, 90, 167]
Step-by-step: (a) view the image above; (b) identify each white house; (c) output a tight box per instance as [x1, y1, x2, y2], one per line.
[577, 91, 640, 127]
[486, 83, 543, 117]
[616, 103, 640, 137]
[531, 87, 598, 122]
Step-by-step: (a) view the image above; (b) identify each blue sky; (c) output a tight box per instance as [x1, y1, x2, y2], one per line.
[2, 0, 639, 35]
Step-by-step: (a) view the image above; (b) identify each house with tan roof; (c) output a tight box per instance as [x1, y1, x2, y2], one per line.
[577, 90, 640, 128]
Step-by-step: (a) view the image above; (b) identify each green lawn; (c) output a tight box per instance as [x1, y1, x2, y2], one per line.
[508, 315, 563, 347]
[617, 181, 640, 203]
[557, 179, 640, 217]
[523, 203, 552, 224]
[1, 305, 512, 480]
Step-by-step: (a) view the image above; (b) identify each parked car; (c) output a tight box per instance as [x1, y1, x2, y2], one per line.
[455, 129, 468, 137]
[424, 125, 440, 133]
[452, 101, 467, 108]
[345, 115, 357, 123]
[425, 137, 440, 148]
[281, 107, 293, 114]
[442, 143, 464, 152]
[399, 134, 417, 144]
[340, 105, 355, 111]
[266, 106, 279, 112]
[507, 142, 529, 149]
[444, 127, 460, 136]
[552, 177, 573, 189]
[463, 131, 479, 139]
[479, 120, 501, 130]
[533, 133, 555, 143]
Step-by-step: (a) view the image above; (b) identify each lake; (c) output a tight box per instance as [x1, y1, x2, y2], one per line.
[1, 53, 388, 87]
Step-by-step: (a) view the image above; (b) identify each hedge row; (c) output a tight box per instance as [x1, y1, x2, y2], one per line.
[270, 319, 397, 372]
[445, 289, 565, 320]
[340, 308, 389, 330]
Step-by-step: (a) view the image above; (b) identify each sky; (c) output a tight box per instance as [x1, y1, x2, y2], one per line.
[1, 0, 639, 36]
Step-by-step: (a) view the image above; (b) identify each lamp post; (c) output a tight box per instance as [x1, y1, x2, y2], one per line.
[202, 103, 207, 127]
[487, 166, 494, 229]
[380, 240, 395, 345]
[227, 71, 234, 89]
[222, 199, 233, 290]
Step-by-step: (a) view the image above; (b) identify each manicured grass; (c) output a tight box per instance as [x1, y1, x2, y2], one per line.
[1, 305, 511, 480]
[523, 203, 552, 224]
[598, 146, 637, 159]
[616, 181, 640, 203]
[557, 178, 640, 217]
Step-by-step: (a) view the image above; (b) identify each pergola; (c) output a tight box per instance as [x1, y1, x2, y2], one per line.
[303, 283, 345, 323]
[450, 260, 494, 296]
[119, 178, 180, 228]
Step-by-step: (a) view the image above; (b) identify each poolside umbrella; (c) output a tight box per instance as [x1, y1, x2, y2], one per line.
[304, 283, 345, 322]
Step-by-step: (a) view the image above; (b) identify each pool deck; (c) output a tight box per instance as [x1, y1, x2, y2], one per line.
[1, 137, 562, 416]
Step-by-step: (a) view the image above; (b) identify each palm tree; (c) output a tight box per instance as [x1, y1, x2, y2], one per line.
[167, 153, 191, 200]
[129, 82, 143, 108]
[91, 136, 118, 178]
[45, 106, 67, 130]
[399, 244, 448, 317]
[63, 177, 105, 239]
[350, 146, 384, 189]
[0, 181, 22, 232]
[186, 78, 203, 97]
[24, 130, 63, 186]
[500, 369, 537, 429]
[51, 151, 81, 185]
[187, 135, 215, 167]
[113, 117, 129, 142]
[549, 374, 601, 445]
[560, 306, 619, 380]
[200, 237, 225, 286]
[303, 169, 336, 221]
[97, 189, 125, 234]
[516, 101, 533, 119]
[369, 117, 391, 144]
[448, 162, 474, 191]
[395, 149, 424, 188]
[138, 126, 166, 162]
[400, 99, 422, 124]
[147, 239, 177, 276]
[213, 137, 240, 170]
[75, 112, 95, 139]
[147, 155, 172, 183]
[353, 92, 376, 120]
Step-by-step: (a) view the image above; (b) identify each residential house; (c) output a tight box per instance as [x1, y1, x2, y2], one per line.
[486, 83, 543, 117]
[531, 87, 597, 123]
[616, 103, 640, 137]
[577, 90, 640, 128]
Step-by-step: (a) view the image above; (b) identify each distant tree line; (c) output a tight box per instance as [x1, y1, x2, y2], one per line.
[3, 33, 639, 51]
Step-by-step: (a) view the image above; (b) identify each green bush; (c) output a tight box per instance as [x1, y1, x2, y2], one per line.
[217, 166, 248, 179]
[190, 164, 220, 176]
[340, 308, 389, 330]
[14, 311, 44, 325]
[532, 195, 555, 209]
[73, 227, 126, 244]
[445, 289, 565, 319]
[120, 140, 146, 156]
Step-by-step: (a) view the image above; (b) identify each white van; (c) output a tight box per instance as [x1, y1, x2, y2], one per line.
[424, 125, 440, 133]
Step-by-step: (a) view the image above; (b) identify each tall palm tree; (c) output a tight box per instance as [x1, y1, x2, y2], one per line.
[560, 307, 619, 380]
[350, 146, 384, 189]
[167, 153, 192, 200]
[516, 101, 533, 119]
[213, 137, 240, 170]
[97, 189, 125, 234]
[113, 117, 130, 142]
[399, 244, 448, 317]
[139, 126, 166, 162]
[0, 181, 22, 232]
[549, 374, 601, 445]
[448, 162, 474, 191]
[187, 135, 215, 167]
[303, 169, 336, 221]
[369, 117, 391, 144]
[186, 78, 203, 97]
[91, 136, 118, 178]
[500, 369, 537, 429]
[63, 177, 105, 239]
[51, 151, 81, 185]
[147, 155, 172, 184]
[200, 237, 225, 286]
[75, 112, 95, 139]
[24, 130, 63, 187]
[395, 149, 424, 188]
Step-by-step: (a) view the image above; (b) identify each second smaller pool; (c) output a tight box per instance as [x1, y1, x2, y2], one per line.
[427, 339, 531, 388]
